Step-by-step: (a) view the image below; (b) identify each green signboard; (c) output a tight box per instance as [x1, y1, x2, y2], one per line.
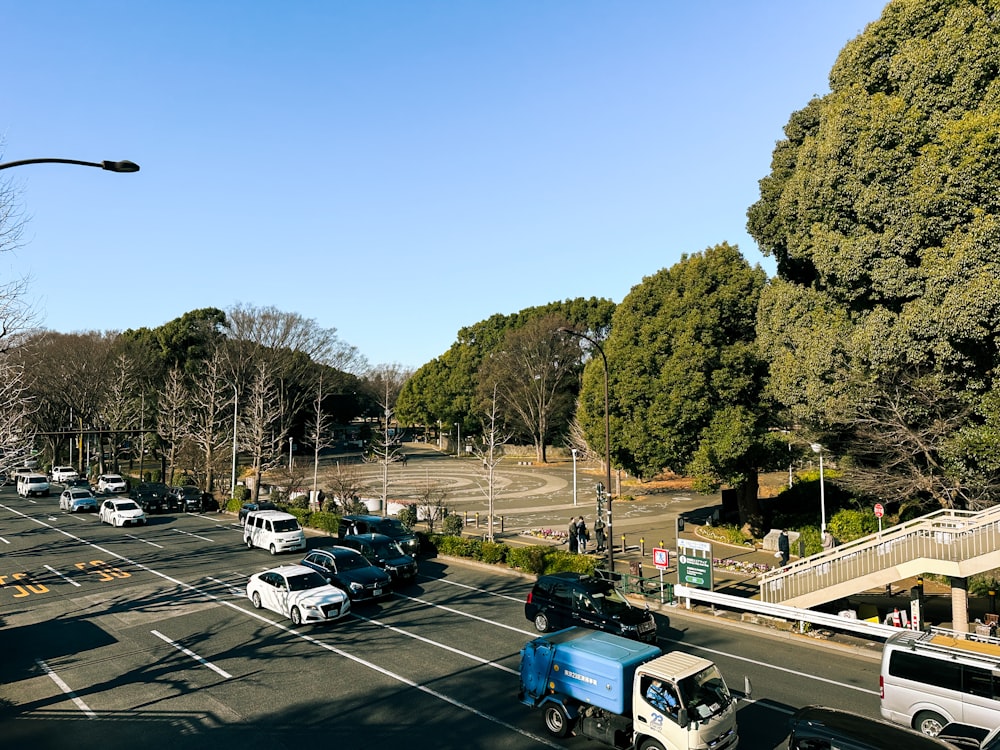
[677, 539, 713, 590]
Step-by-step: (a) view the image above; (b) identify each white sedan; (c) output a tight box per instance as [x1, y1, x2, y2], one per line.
[59, 487, 98, 513]
[96, 474, 128, 493]
[246, 565, 351, 626]
[99, 498, 146, 527]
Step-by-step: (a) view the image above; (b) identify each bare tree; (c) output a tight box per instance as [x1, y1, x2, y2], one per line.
[0, 168, 36, 353]
[471, 383, 513, 542]
[306, 374, 336, 499]
[325, 462, 369, 511]
[364, 363, 412, 512]
[96, 353, 142, 473]
[477, 314, 579, 462]
[411, 473, 450, 533]
[239, 360, 283, 501]
[184, 348, 232, 493]
[0, 358, 36, 477]
[157, 367, 189, 485]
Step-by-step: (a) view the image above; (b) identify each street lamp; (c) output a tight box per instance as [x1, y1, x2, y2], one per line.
[0, 157, 140, 172]
[811, 443, 826, 534]
[289, 437, 294, 470]
[571, 448, 578, 507]
[558, 327, 614, 574]
[230, 385, 239, 497]
[454, 422, 461, 459]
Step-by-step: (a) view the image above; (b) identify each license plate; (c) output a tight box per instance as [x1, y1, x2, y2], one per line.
[373, 588, 383, 596]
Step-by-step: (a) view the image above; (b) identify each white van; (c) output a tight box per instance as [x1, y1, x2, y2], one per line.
[881, 628, 1000, 735]
[17, 472, 51, 498]
[244, 510, 306, 555]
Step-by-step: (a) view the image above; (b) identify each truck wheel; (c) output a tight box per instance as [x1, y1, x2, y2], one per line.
[543, 705, 573, 738]
[914, 711, 947, 736]
[638, 739, 666, 750]
[534, 612, 551, 632]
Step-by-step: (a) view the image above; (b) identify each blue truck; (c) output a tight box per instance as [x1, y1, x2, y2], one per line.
[519, 628, 739, 750]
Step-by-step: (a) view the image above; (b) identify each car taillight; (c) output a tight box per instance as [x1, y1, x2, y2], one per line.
[879, 674, 884, 699]
[526, 591, 533, 604]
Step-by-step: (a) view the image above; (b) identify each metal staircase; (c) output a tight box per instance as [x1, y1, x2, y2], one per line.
[758, 505, 1000, 608]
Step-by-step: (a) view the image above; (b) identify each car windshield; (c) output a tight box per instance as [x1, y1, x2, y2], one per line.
[677, 665, 732, 720]
[373, 538, 404, 558]
[105, 476, 123, 483]
[272, 519, 300, 532]
[71, 490, 92, 499]
[589, 585, 633, 616]
[287, 571, 329, 591]
[337, 552, 370, 571]
[116, 502, 140, 511]
[376, 519, 407, 535]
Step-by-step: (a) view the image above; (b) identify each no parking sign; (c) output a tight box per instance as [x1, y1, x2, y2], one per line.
[652, 547, 669, 569]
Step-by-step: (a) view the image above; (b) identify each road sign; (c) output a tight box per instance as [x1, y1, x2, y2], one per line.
[652, 547, 669, 569]
[874, 503, 884, 518]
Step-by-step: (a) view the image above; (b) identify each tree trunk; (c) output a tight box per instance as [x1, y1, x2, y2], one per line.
[736, 472, 765, 536]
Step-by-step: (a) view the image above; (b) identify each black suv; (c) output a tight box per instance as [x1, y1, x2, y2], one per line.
[238, 500, 278, 524]
[129, 482, 173, 513]
[169, 485, 205, 512]
[338, 514, 419, 557]
[338, 533, 418, 584]
[300, 546, 393, 602]
[524, 572, 660, 643]
[786, 706, 958, 750]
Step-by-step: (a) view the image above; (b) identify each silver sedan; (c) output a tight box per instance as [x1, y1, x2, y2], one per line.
[59, 487, 98, 513]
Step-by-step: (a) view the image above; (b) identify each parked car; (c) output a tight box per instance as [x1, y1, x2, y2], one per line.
[239, 500, 278, 524]
[64, 477, 92, 489]
[338, 514, 420, 556]
[938, 723, 1000, 750]
[59, 487, 98, 513]
[337, 533, 418, 584]
[99, 498, 146, 527]
[300, 546, 393, 602]
[246, 565, 351, 625]
[169, 485, 206, 512]
[129, 482, 172, 513]
[244, 510, 306, 554]
[96, 474, 128, 494]
[786, 706, 958, 750]
[523, 571, 661, 643]
[16, 472, 50, 498]
[51, 466, 80, 483]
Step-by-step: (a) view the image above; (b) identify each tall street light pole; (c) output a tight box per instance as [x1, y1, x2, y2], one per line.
[571, 448, 578, 507]
[231, 385, 239, 498]
[558, 327, 614, 575]
[454, 422, 461, 459]
[0, 158, 140, 172]
[811, 443, 826, 534]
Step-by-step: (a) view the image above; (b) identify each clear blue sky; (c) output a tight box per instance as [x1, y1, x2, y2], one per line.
[4, 1, 887, 370]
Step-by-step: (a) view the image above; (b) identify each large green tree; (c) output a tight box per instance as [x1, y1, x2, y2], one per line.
[582, 243, 772, 528]
[748, 0, 1000, 510]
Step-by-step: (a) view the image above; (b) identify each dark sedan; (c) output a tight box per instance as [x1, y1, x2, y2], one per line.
[170, 485, 206, 512]
[337, 533, 418, 584]
[129, 482, 172, 513]
[300, 546, 392, 602]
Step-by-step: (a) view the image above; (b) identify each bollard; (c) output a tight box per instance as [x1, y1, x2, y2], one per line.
[640, 538, 645, 557]
[475, 511, 480, 529]
[464, 510, 469, 525]
[500, 515, 504, 533]
[621, 534, 626, 553]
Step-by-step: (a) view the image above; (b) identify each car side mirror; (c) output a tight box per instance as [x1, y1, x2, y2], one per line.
[677, 708, 689, 728]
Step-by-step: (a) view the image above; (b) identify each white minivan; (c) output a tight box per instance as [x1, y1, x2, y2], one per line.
[17, 472, 51, 497]
[244, 510, 306, 555]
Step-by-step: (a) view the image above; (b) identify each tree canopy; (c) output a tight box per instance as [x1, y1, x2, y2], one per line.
[748, 0, 1000, 510]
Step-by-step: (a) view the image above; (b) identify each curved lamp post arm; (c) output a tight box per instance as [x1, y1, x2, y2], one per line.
[0, 158, 140, 172]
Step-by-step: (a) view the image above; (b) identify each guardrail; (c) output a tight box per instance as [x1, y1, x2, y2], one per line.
[674, 584, 901, 640]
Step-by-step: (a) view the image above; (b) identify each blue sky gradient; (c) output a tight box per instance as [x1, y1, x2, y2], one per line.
[4, 1, 887, 369]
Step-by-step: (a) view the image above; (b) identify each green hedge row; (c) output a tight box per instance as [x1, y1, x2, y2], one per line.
[429, 535, 596, 576]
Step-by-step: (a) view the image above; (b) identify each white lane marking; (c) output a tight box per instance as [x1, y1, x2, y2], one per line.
[36, 659, 96, 718]
[351, 611, 520, 676]
[0, 536, 8, 544]
[396, 592, 537, 637]
[2, 505, 560, 749]
[172, 528, 214, 543]
[205, 576, 246, 596]
[126, 534, 164, 549]
[44, 564, 81, 587]
[661, 636, 880, 696]
[421, 574, 526, 603]
[150, 630, 233, 679]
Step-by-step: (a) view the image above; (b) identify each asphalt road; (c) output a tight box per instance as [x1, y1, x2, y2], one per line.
[0, 484, 884, 750]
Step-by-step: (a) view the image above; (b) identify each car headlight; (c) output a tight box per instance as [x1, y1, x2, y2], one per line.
[350, 582, 363, 592]
[301, 603, 320, 611]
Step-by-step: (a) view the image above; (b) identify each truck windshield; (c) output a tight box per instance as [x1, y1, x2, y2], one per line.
[677, 665, 732, 720]
[273, 519, 300, 532]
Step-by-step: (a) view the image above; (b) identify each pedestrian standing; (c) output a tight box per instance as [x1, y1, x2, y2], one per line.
[822, 529, 835, 552]
[594, 516, 606, 552]
[567, 517, 578, 554]
[778, 529, 790, 566]
[577, 516, 589, 554]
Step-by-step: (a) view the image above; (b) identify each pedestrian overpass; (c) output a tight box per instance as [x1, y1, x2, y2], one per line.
[758, 503, 1000, 631]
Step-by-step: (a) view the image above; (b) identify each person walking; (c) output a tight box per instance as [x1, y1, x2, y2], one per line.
[577, 516, 589, 554]
[594, 516, 606, 552]
[778, 529, 790, 566]
[567, 517, 578, 554]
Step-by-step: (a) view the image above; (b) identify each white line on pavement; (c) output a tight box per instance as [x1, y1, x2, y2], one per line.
[43, 564, 81, 587]
[396, 592, 537, 637]
[150, 630, 233, 679]
[36, 658, 96, 718]
[172, 528, 214, 542]
[126, 534, 164, 548]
